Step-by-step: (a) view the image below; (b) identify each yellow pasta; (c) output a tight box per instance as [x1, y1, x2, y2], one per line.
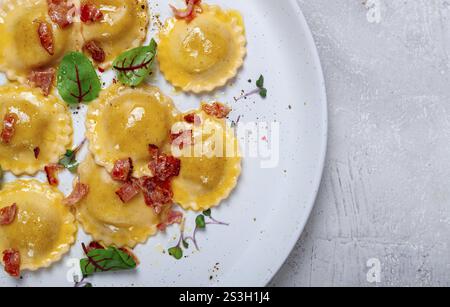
[0, 180, 77, 271]
[86, 83, 178, 177]
[171, 107, 241, 211]
[158, 4, 247, 93]
[0, 84, 72, 175]
[76, 154, 162, 248]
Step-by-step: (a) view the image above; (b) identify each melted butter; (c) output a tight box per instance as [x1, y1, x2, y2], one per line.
[183, 27, 214, 58]
[126, 107, 145, 128]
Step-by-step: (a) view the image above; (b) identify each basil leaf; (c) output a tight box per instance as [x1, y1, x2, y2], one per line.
[80, 247, 137, 276]
[113, 39, 157, 86]
[202, 209, 211, 217]
[57, 52, 101, 105]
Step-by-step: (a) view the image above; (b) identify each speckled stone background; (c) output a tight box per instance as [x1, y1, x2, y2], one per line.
[270, 0, 450, 287]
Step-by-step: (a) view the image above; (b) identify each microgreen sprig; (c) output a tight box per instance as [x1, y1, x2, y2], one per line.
[58, 139, 86, 173]
[234, 74, 268, 102]
[168, 210, 229, 260]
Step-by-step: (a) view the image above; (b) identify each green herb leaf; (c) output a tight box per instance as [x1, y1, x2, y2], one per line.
[57, 52, 101, 105]
[182, 239, 189, 249]
[195, 215, 206, 229]
[58, 149, 78, 173]
[259, 87, 267, 98]
[83, 283, 93, 288]
[203, 209, 211, 217]
[80, 247, 137, 276]
[113, 39, 158, 87]
[168, 246, 183, 260]
[256, 75, 264, 88]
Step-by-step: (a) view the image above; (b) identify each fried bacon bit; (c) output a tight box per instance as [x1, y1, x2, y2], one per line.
[170, 130, 193, 150]
[1, 113, 19, 145]
[63, 183, 89, 206]
[115, 180, 140, 203]
[45, 164, 63, 186]
[184, 113, 201, 126]
[85, 241, 104, 253]
[83, 40, 106, 63]
[202, 102, 232, 119]
[37, 21, 54, 56]
[80, 3, 104, 23]
[28, 68, 56, 96]
[139, 177, 173, 214]
[157, 210, 183, 231]
[148, 145, 181, 182]
[170, 0, 202, 21]
[0, 204, 17, 226]
[33, 147, 40, 159]
[111, 158, 133, 182]
[3, 249, 20, 278]
[47, 0, 76, 28]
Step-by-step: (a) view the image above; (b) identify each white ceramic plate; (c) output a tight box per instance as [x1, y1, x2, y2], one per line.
[0, 0, 327, 286]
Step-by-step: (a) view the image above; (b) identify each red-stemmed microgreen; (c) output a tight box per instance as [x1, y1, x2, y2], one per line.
[79, 243, 138, 277]
[168, 210, 229, 260]
[57, 52, 101, 105]
[234, 75, 268, 102]
[113, 39, 158, 87]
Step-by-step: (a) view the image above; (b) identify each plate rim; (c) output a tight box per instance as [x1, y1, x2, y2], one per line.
[264, 0, 328, 286]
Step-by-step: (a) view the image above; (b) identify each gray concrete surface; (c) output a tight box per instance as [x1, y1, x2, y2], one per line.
[271, 0, 450, 287]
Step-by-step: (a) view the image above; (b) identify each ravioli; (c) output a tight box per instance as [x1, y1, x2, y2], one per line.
[0, 0, 80, 82]
[81, 0, 149, 67]
[171, 107, 241, 211]
[76, 154, 162, 247]
[158, 4, 247, 93]
[0, 84, 73, 175]
[86, 83, 178, 177]
[0, 180, 77, 271]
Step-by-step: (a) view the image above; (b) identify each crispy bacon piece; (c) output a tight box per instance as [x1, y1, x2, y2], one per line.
[0, 204, 17, 226]
[111, 158, 133, 182]
[148, 145, 181, 182]
[157, 210, 183, 231]
[83, 40, 106, 63]
[170, 130, 193, 150]
[28, 68, 56, 96]
[3, 249, 20, 278]
[202, 102, 231, 119]
[45, 164, 63, 186]
[33, 147, 40, 159]
[47, 0, 75, 28]
[139, 177, 173, 214]
[184, 113, 201, 126]
[1, 113, 19, 145]
[170, 0, 202, 21]
[80, 3, 104, 23]
[115, 180, 140, 203]
[37, 21, 54, 56]
[63, 183, 89, 206]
